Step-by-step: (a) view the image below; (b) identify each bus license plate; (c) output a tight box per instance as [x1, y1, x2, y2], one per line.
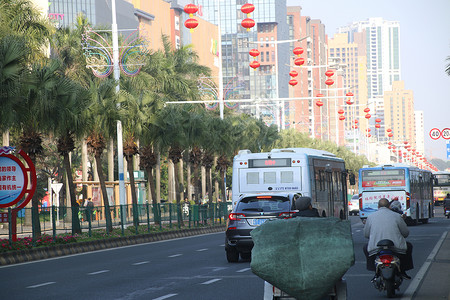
[251, 219, 267, 226]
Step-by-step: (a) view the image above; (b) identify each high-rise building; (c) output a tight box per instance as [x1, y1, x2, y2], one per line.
[196, 0, 289, 127]
[383, 81, 415, 147]
[338, 18, 401, 141]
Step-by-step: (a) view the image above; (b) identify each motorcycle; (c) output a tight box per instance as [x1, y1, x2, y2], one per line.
[372, 239, 403, 298]
[445, 207, 450, 219]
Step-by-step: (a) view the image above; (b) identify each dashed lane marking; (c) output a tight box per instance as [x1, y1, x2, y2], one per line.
[201, 278, 222, 285]
[196, 248, 208, 252]
[132, 261, 150, 265]
[26, 282, 56, 288]
[236, 268, 251, 273]
[152, 294, 178, 300]
[168, 254, 182, 258]
[88, 270, 110, 275]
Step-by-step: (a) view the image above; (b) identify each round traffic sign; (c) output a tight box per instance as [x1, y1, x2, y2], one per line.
[442, 128, 450, 140]
[429, 128, 441, 140]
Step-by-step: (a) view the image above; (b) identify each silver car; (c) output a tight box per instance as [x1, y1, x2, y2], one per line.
[348, 194, 359, 216]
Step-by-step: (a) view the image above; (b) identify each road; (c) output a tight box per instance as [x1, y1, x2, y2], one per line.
[0, 212, 448, 300]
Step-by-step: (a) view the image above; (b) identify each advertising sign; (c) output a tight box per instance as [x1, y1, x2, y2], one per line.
[447, 141, 450, 160]
[0, 154, 27, 208]
[360, 191, 406, 219]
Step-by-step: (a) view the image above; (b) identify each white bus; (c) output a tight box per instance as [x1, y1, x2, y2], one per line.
[358, 164, 434, 225]
[231, 148, 351, 219]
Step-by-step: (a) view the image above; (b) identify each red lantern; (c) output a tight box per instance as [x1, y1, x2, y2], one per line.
[316, 100, 323, 107]
[249, 49, 260, 57]
[388, 142, 392, 145]
[366, 128, 371, 132]
[365, 113, 371, 119]
[325, 79, 334, 86]
[184, 18, 199, 32]
[241, 18, 255, 31]
[354, 119, 358, 124]
[289, 70, 298, 77]
[386, 128, 392, 132]
[404, 141, 408, 145]
[346, 92, 354, 97]
[338, 109, 344, 115]
[289, 79, 298, 86]
[293, 47, 304, 56]
[375, 124, 381, 128]
[316, 93, 324, 98]
[184, 4, 198, 17]
[339, 115, 345, 121]
[364, 107, 370, 113]
[352, 125, 358, 129]
[346, 100, 353, 105]
[367, 134, 372, 138]
[249, 60, 260, 69]
[375, 118, 381, 123]
[388, 133, 393, 137]
[294, 57, 305, 66]
[241, 3, 255, 15]
[325, 70, 334, 77]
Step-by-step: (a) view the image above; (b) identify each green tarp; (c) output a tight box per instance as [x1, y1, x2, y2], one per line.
[250, 217, 354, 300]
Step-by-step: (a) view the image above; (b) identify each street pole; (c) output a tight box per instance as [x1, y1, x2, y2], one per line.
[112, 0, 126, 224]
[217, 0, 224, 120]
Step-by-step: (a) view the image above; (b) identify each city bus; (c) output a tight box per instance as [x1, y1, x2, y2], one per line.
[231, 148, 352, 219]
[358, 164, 433, 225]
[432, 171, 450, 206]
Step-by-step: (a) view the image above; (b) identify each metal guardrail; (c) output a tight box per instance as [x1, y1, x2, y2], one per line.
[0, 202, 232, 242]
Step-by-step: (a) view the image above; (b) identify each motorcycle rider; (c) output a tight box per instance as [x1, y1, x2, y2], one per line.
[363, 198, 413, 279]
[293, 196, 320, 217]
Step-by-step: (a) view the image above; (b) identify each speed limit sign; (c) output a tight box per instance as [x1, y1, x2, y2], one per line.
[442, 128, 450, 140]
[430, 128, 441, 140]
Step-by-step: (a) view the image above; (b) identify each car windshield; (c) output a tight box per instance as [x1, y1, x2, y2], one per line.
[236, 196, 290, 212]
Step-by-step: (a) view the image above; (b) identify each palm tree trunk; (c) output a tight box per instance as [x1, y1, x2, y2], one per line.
[207, 167, 213, 204]
[94, 154, 112, 232]
[62, 153, 81, 234]
[126, 155, 139, 228]
[173, 161, 184, 227]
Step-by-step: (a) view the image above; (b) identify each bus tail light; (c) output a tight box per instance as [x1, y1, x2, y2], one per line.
[406, 192, 411, 209]
[359, 193, 362, 210]
[229, 213, 245, 221]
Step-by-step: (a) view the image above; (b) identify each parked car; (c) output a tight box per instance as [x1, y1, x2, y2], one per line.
[348, 194, 359, 216]
[225, 193, 298, 262]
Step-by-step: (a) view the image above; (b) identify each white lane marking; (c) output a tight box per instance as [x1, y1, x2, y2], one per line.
[152, 294, 178, 300]
[26, 282, 56, 288]
[196, 248, 208, 252]
[400, 231, 448, 300]
[132, 261, 150, 265]
[168, 254, 182, 258]
[88, 270, 110, 275]
[236, 268, 251, 273]
[201, 278, 222, 285]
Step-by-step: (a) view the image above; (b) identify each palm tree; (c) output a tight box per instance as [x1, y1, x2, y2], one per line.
[0, 35, 28, 135]
[14, 60, 69, 236]
[85, 78, 118, 233]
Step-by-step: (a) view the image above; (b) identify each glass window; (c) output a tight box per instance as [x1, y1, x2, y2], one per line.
[247, 172, 259, 184]
[264, 172, 276, 184]
[280, 171, 293, 183]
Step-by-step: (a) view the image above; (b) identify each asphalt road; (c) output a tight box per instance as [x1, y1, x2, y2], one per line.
[0, 212, 448, 300]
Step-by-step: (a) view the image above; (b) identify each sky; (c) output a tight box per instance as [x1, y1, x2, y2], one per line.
[286, 0, 450, 161]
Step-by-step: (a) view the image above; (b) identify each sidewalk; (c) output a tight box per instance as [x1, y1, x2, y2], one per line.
[402, 230, 450, 300]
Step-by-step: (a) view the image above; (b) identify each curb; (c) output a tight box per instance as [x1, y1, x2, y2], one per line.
[0, 225, 226, 266]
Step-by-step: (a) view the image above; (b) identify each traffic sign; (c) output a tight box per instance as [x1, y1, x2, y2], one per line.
[429, 128, 441, 140]
[442, 128, 450, 140]
[447, 141, 450, 160]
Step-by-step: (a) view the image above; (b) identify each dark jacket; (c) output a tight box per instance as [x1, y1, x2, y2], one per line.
[293, 208, 320, 217]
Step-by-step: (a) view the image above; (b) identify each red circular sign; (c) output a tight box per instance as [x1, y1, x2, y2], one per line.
[442, 128, 450, 140]
[429, 128, 441, 140]
[0, 154, 28, 208]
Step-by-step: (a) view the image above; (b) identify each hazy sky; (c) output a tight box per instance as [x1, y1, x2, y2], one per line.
[286, 0, 450, 161]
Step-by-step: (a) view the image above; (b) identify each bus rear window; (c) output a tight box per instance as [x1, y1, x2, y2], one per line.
[361, 169, 406, 187]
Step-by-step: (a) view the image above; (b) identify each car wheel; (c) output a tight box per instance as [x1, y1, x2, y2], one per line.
[226, 248, 239, 263]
